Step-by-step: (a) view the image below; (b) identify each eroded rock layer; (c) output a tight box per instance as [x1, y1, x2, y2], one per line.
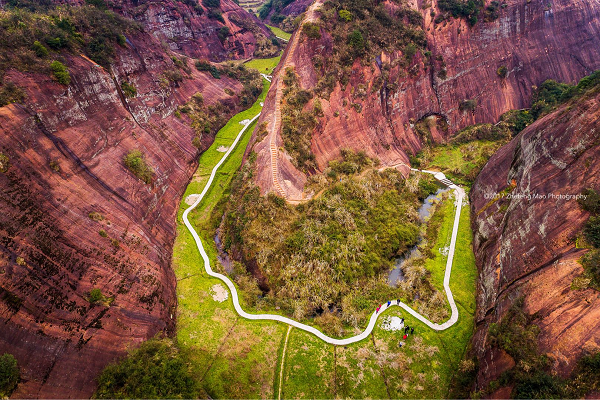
[470, 87, 600, 390]
[253, 0, 600, 196]
[0, 26, 254, 400]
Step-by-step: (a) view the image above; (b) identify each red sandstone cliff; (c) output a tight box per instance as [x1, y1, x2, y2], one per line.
[109, 0, 278, 60]
[469, 87, 600, 390]
[0, 9, 263, 399]
[252, 0, 600, 196]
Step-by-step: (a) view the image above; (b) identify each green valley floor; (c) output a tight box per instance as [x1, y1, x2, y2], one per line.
[171, 56, 477, 398]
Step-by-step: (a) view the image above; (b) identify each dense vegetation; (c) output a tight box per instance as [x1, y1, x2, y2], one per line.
[95, 338, 198, 399]
[0, 1, 138, 73]
[123, 150, 154, 184]
[258, 0, 295, 24]
[409, 116, 514, 186]
[577, 188, 600, 290]
[0, 353, 19, 398]
[218, 149, 450, 332]
[483, 298, 600, 398]
[314, 0, 426, 94]
[280, 67, 319, 172]
[531, 69, 600, 119]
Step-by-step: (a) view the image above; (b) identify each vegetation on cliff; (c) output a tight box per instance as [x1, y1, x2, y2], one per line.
[184, 61, 262, 147]
[0, 353, 19, 398]
[0, 1, 139, 73]
[576, 188, 600, 290]
[95, 338, 198, 399]
[480, 298, 600, 398]
[314, 0, 426, 94]
[123, 150, 154, 184]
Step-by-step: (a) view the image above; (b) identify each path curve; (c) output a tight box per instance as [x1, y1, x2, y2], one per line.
[183, 115, 463, 345]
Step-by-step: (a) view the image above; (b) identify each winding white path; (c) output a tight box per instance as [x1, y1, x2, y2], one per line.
[182, 112, 464, 344]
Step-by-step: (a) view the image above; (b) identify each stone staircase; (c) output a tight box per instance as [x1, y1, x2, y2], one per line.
[268, 5, 304, 198]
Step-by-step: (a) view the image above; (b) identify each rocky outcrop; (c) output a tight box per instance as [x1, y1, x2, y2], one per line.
[252, 0, 600, 196]
[67, 0, 276, 61]
[469, 88, 600, 389]
[0, 27, 250, 398]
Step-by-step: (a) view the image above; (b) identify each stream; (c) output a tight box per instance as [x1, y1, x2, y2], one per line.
[388, 186, 450, 287]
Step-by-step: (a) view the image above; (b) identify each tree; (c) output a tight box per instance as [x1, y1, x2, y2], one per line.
[123, 149, 154, 184]
[95, 339, 198, 399]
[50, 60, 71, 85]
[88, 288, 104, 304]
[0, 353, 19, 398]
[348, 30, 364, 51]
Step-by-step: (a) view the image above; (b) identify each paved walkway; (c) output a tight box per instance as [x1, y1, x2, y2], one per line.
[182, 111, 464, 345]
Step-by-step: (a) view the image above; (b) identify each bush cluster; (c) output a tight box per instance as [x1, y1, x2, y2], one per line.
[0, 3, 139, 79]
[50, 60, 70, 85]
[218, 151, 438, 325]
[120, 81, 136, 98]
[0, 354, 19, 398]
[280, 68, 318, 172]
[487, 297, 600, 398]
[95, 338, 198, 399]
[123, 149, 154, 184]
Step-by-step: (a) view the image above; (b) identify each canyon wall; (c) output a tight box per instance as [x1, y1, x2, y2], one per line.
[253, 0, 600, 196]
[109, 0, 277, 60]
[469, 86, 600, 391]
[0, 6, 264, 398]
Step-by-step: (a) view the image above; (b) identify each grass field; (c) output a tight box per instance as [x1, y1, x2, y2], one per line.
[244, 53, 282, 74]
[267, 24, 292, 41]
[172, 52, 477, 397]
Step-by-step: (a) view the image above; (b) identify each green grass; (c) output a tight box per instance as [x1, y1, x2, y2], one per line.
[267, 24, 292, 40]
[173, 73, 288, 397]
[244, 52, 282, 74]
[424, 140, 505, 187]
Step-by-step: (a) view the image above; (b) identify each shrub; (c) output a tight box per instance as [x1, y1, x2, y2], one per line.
[584, 216, 600, 248]
[0, 82, 25, 107]
[50, 60, 70, 85]
[348, 30, 364, 51]
[202, 0, 220, 7]
[302, 22, 321, 39]
[99, 229, 108, 237]
[88, 212, 104, 221]
[123, 149, 154, 184]
[338, 9, 352, 21]
[207, 9, 224, 22]
[120, 81, 136, 98]
[32, 40, 48, 57]
[195, 60, 221, 79]
[497, 65, 507, 78]
[0, 354, 19, 398]
[404, 43, 417, 63]
[438, 0, 483, 26]
[95, 338, 198, 399]
[0, 153, 9, 173]
[88, 288, 104, 303]
[579, 188, 600, 215]
[459, 99, 477, 112]
[217, 26, 230, 43]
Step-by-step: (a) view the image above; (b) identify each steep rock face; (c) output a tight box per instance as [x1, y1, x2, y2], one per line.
[253, 0, 600, 195]
[0, 30, 248, 398]
[67, 0, 276, 61]
[469, 89, 600, 388]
